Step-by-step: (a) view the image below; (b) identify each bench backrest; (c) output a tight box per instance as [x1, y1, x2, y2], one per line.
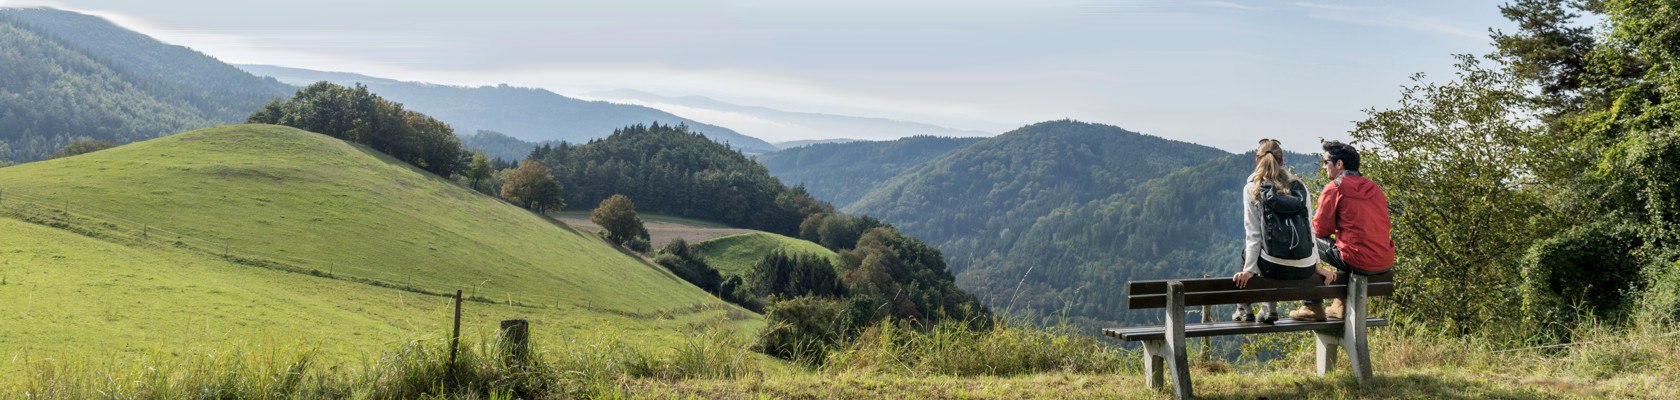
[1126, 273, 1393, 309]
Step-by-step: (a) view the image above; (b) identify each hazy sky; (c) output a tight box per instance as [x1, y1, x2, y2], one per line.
[1, 0, 1516, 154]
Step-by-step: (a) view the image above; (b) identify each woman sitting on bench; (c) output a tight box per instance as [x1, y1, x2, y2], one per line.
[1233, 139, 1335, 323]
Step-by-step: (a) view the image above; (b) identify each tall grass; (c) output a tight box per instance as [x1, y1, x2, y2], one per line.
[4, 326, 764, 399]
[824, 319, 1135, 376]
[9, 316, 1677, 399]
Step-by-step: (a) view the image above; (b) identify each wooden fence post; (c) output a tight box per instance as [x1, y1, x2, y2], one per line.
[500, 319, 530, 366]
[449, 290, 463, 366]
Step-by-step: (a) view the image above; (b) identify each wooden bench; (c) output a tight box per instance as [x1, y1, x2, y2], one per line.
[1102, 273, 1393, 399]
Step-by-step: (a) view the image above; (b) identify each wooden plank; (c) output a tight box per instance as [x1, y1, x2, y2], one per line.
[1127, 282, 1393, 309]
[1129, 273, 1392, 295]
[1164, 281, 1193, 400]
[1103, 318, 1389, 342]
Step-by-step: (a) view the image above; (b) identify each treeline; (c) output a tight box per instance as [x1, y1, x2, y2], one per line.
[249, 82, 465, 177]
[1347, 0, 1680, 344]
[526, 123, 823, 234]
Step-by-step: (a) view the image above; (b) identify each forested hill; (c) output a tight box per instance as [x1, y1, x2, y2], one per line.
[0, 8, 291, 161]
[237, 64, 778, 153]
[808, 119, 1323, 327]
[845, 120, 1229, 271]
[963, 151, 1317, 326]
[756, 136, 984, 206]
[529, 123, 824, 235]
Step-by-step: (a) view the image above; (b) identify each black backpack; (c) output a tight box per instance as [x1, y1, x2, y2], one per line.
[1260, 180, 1314, 260]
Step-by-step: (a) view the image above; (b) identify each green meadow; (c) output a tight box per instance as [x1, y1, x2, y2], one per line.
[0, 125, 760, 369]
[690, 232, 841, 276]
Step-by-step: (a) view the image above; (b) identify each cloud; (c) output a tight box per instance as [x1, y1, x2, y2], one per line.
[1314, 13, 1486, 40]
[1287, 2, 1485, 40]
[1199, 1, 1258, 11]
[1287, 1, 1354, 11]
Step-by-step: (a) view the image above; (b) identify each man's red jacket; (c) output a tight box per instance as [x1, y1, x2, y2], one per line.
[1314, 172, 1395, 272]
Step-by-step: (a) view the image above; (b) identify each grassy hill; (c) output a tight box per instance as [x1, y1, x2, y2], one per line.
[0, 124, 758, 363]
[691, 232, 841, 276]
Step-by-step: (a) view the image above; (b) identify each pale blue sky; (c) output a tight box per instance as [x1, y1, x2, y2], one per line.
[1, 0, 1517, 153]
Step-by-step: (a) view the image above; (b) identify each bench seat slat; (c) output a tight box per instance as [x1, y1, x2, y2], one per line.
[1103, 318, 1388, 341]
[1127, 282, 1393, 309]
[1128, 273, 1392, 296]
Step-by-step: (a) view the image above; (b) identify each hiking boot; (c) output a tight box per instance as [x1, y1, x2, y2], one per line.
[1232, 303, 1255, 322]
[1289, 303, 1326, 322]
[1257, 302, 1279, 324]
[1326, 299, 1345, 319]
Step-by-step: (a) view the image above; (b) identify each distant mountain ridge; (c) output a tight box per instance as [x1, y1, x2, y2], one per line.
[0, 8, 291, 161]
[773, 138, 863, 149]
[757, 136, 984, 206]
[585, 89, 993, 142]
[237, 65, 778, 153]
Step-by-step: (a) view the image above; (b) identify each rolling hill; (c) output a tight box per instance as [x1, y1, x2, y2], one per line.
[0, 124, 756, 362]
[756, 136, 984, 206]
[236, 65, 778, 153]
[0, 8, 291, 162]
[690, 232, 842, 277]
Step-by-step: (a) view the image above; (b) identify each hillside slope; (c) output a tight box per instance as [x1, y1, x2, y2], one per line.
[0, 216, 759, 367]
[237, 64, 777, 153]
[757, 136, 983, 206]
[0, 125, 742, 318]
[0, 8, 290, 162]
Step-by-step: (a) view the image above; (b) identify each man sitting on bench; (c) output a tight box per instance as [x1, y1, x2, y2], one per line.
[1297, 140, 1396, 321]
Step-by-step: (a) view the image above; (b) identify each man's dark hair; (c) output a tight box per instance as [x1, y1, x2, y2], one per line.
[1323, 141, 1360, 171]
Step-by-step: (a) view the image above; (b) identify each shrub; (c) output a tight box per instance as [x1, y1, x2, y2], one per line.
[44, 139, 116, 159]
[1520, 220, 1647, 341]
[759, 296, 854, 363]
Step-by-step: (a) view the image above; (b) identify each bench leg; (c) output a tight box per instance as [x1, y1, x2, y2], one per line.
[1314, 329, 1340, 376]
[1164, 281, 1194, 400]
[1342, 274, 1373, 384]
[1142, 340, 1165, 390]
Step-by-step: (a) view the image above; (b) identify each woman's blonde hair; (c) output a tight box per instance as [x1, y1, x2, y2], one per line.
[1249, 139, 1297, 201]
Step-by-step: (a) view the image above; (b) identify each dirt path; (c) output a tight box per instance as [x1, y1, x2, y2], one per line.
[554, 214, 758, 248]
